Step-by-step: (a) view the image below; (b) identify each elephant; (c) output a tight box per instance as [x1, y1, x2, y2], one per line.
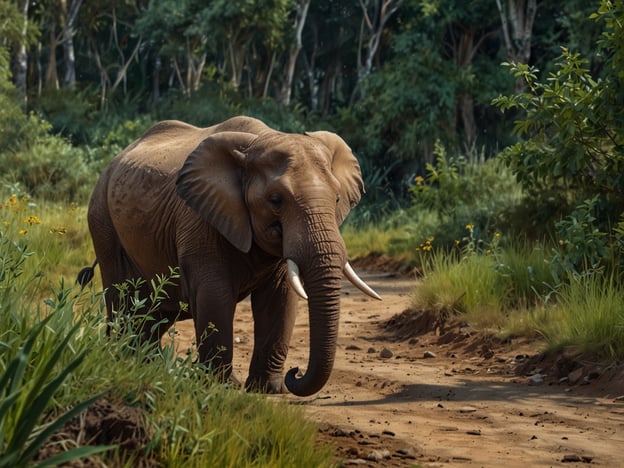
[83, 115, 381, 397]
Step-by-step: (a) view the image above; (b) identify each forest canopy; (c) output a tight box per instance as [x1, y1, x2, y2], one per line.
[1, 0, 622, 223]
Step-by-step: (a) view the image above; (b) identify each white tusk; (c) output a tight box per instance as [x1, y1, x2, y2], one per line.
[286, 259, 308, 300]
[343, 262, 382, 301]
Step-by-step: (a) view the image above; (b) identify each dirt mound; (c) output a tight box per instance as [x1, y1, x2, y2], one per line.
[351, 253, 419, 277]
[381, 307, 624, 397]
[383, 307, 452, 340]
[514, 349, 624, 398]
[36, 397, 156, 467]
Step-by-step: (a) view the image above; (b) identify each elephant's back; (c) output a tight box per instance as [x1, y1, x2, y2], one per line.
[101, 122, 207, 251]
[117, 120, 216, 174]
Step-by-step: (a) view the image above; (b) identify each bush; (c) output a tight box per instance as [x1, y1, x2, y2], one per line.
[408, 142, 523, 248]
[493, 1, 624, 274]
[1, 134, 95, 203]
[32, 88, 100, 145]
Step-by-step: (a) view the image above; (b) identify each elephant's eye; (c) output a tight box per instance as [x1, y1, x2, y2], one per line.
[268, 193, 282, 208]
[336, 194, 341, 204]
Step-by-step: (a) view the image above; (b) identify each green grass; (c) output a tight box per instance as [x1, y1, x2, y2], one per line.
[540, 273, 624, 359]
[351, 203, 624, 361]
[393, 224, 624, 361]
[4, 190, 624, 465]
[342, 209, 447, 265]
[412, 249, 509, 331]
[0, 194, 334, 467]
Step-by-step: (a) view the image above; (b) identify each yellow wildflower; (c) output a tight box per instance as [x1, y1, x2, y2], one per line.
[18, 229, 28, 235]
[8, 194, 17, 205]
[494, 232, 501, 238]
[23, 215, 41, 225]
[465, 224, 475, 230]
[415, 176, 424, 185]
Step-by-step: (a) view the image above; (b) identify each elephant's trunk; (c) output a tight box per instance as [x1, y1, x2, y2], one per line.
[284, 263, 343, 396]
[283, 229, 346, 397]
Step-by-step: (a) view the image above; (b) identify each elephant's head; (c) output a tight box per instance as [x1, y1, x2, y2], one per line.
[175, 119, 380, 396]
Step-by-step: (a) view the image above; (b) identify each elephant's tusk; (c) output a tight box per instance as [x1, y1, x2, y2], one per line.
[286, 259, 308, 300]
[343, 262, 382, 300]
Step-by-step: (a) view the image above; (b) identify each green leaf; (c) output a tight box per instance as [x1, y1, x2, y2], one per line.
[21, 392, 111, 464]
[33, 445, 116, 468]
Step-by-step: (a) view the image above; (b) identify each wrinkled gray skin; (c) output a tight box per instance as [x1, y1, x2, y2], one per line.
[87, 116, 367, 396]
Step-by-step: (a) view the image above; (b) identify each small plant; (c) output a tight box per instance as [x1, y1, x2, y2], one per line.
[0, 314, 113, 467]
[409, 142, 523, 248]
[539, 272, 624, 359]
[550, 197, 609, 282]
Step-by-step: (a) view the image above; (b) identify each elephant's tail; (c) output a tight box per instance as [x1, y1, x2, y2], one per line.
[76, 260, 98, 288]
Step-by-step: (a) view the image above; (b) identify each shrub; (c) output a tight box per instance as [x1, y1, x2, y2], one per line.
[540, 273, 624, 359]
[408, 142, 523, 248]
[493, 1, 624, 273]
[32, 88, 100, 145]
[0, 134, 95, 203]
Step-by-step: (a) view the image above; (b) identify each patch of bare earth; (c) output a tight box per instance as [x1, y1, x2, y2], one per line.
[43, 254, 624, 466]
[225, 255, 623, 467]
[35, 397, 156, 467]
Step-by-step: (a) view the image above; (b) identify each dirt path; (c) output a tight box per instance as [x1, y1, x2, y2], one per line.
[170, 270, 624, 467]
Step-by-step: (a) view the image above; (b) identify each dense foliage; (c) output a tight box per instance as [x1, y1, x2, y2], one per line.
[0, 1, 611, 205]
[0, 197, 332, 466]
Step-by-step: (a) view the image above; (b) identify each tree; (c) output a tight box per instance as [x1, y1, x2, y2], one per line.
[59, 0, 83, 88]
[356, 0, 403, 84]
[13, 0, 31, 103]
[493, 0, 624, 224]
[81, 0, 143, 104]
[495, 0, 537, 91]
[278, 0, 310, 105]
[350, 0, 504, 172]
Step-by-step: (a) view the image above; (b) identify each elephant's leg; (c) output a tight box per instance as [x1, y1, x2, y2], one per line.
[192, 291, 237, 381]
[246, 265, 298, 393]
[181, 261, 238, 381]
[89, 204, 141, 326]
[90, 208, 174, 343]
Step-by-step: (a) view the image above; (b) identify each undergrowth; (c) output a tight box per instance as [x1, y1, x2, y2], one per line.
[0, 193, 333, 467]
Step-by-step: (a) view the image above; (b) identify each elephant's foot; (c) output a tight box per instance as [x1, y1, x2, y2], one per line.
[244, 374, 286, 394]
[225, 372, 242, 389]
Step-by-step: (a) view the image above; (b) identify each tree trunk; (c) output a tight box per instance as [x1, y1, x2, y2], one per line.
[60, 0, 83, 88]
[458, 93, 476, 151]
[495, 0, 537, 92]
[45, 28, 60, 90]
[301, 21, 319, 111]
[110, 38, 142, 95]
[456, 28, 477, 150]
[227, 31, 248, 89]
[151, 55, 161, 105]
[15, 0, 29, 106]
[279, 0, 311, 106]
[352, 0, 403, 103]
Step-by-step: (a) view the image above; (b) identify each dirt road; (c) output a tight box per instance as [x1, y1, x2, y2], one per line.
[170, 268, 624, 467]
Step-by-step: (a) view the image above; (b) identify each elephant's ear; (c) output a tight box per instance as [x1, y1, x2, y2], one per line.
[305, 131, 365, 226]
[176, 131, 257, 252]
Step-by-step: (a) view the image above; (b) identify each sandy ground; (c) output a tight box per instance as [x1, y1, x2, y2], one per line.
[167, 268, 624, 467]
